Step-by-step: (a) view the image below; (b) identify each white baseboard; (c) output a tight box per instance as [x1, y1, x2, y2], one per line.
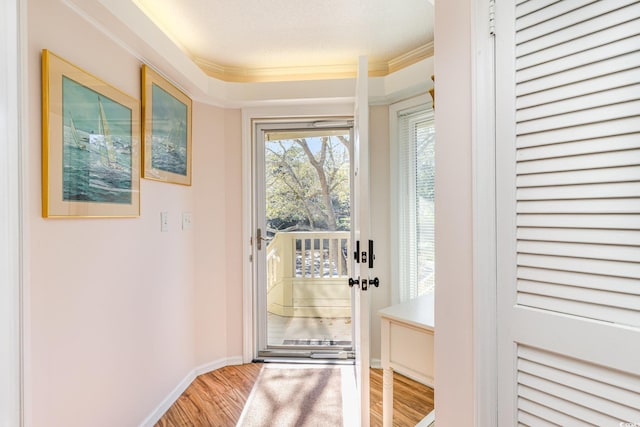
[194, 355, 244, 376]
[139, 355, 244, 427]
[416, 409, 435, 427]
[370, 358, 382, 369]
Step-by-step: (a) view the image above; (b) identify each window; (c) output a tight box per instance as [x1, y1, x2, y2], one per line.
[392, 100, 435, 303]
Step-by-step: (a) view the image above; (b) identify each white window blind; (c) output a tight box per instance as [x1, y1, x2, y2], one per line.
[397, 108, 435, 302]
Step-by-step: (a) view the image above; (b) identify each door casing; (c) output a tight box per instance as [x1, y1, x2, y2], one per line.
[241, 104, 356, 363]
[252, 119, 355, 358]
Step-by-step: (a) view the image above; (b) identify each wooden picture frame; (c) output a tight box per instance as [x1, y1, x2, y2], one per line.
[41, 49, 141, 218]
[141, 65, 192, 185]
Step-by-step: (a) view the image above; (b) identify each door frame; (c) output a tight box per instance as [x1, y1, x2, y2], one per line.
[470, 0, 498, 425]
[241, 103, 356, 363]
[252, 119, 355, 357]
[0, 0, 26, 425]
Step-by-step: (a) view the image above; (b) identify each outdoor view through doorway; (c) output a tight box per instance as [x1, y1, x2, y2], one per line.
[256, 123, 354, 358]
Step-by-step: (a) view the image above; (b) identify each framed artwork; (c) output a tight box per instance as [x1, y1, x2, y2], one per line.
[41, 49, 141, 218]
[141, 65, 192, 185]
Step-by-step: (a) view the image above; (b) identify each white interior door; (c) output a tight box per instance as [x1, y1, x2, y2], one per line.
[496, 2, 640, 425]
[352, 55, 372, 427]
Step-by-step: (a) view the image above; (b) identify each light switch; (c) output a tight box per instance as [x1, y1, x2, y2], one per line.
[160, 211, 169, 232]
[182, 212, 192, 230]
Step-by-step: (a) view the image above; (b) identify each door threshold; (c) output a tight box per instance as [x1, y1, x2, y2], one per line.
[254, 357, 354, 365]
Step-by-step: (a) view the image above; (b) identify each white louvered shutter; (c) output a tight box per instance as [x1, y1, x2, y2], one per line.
[496, 1, 640, 425]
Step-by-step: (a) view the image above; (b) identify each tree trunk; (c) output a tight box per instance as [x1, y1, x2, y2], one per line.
[296, 137, 338, 231]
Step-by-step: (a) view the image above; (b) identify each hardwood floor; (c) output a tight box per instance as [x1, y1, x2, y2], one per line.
[369, 368, 434, 427]
[156, 363, 434, 427]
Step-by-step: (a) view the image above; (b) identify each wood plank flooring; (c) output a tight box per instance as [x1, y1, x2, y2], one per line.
[156, 363, 434, 427]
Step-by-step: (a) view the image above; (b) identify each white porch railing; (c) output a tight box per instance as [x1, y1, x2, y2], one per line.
[266, 231, 351, 318]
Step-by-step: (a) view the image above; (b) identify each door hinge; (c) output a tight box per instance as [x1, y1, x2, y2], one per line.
[489, 0, 496, 36]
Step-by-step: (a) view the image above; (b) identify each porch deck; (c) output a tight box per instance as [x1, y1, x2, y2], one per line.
[267, 312, 352, 347]
[266, 231, 354, 347]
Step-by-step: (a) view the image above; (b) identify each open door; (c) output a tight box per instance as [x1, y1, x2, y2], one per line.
[351, 55, 373, 427]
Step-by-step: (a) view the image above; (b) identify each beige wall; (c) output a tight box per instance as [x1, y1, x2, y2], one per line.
[193, 105, 243, 365]
[434, 0, 475, 425]
[27, 1, 242, 425]
[223, 109, 245, 357]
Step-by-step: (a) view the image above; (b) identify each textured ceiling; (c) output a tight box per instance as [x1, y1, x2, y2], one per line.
[133, 0, 434, 81]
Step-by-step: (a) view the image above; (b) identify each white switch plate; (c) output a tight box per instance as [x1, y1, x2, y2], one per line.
[182, 212, 192, 230]
[160, 211, 169, 232]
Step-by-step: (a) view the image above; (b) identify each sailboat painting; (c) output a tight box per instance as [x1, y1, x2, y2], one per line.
[142, 64, 192, 186]
[42, 49, 140, 218]
[150, 84, 188, 175]
[62, 77, 133, 204]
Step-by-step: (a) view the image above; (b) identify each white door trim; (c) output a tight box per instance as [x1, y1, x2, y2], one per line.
[241, 103, 354, 363]
[470, 0, 498, 425]
[0, 0, 25, 425]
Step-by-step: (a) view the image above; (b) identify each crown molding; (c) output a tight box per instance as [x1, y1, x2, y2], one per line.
[388, 42, 434, 74]
[193, 42, 433, 83]
[69, 0, 433, 106]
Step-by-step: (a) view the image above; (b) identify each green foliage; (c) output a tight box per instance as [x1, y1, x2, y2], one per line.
[266, 135, 350, 232]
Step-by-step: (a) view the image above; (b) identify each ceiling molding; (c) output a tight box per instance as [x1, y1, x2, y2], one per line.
[388, 42, 434, 74]
[193, 43, 433, 83]
[68, 0, 432, 107]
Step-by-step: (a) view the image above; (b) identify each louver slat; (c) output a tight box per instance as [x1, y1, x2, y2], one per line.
[516, 1, 637, 44]
[518, 384, 623, 425]
[517, 100, 640, 135]
[515, 0, 559, 20]
[519, 372, 640, 421]
[518, 398, 589, 426]
[517, 68, 640, 110]
[517, 83, 640, 123]
[518, 280, 640, 312]
[519, 346, 640, 392]
[516, 0, 598, 32]
[517, 198, 640, 214]
[517, 214, 640, 230]
[516, 51, 640, 97]
[517, 241, 640, 263]
[517, 2, 640, 58]
[516, 346, 640, 423]
[517, 227, 640, 246]
[518, 253, 640, 280]
[517, 166, 640, 187]
[517, 291, 640, 326]
[517, 181, 640, 200]
[518, 266, 640, 294]
[517, 134, 640, 162]
[518, 33, 640, 83]
[516, 117, 640, 148]
[517, 150, 640, 173]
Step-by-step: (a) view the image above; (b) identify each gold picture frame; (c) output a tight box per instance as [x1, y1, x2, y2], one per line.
[141, 65, 192, 185]
[41, 49, 141, 218]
